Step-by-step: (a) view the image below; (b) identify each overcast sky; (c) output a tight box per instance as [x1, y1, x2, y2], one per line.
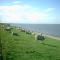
[0, 0, 60, 24]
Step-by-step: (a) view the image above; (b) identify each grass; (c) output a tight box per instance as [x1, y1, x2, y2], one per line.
[0, 23, 60, 60]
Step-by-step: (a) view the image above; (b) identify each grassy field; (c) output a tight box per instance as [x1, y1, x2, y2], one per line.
[0, 23, 60, 60]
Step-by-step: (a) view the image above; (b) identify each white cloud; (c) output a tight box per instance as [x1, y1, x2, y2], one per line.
[13, 1, 22, 4]
[45, 8, 55, 12]
[0, 2, 54, 23]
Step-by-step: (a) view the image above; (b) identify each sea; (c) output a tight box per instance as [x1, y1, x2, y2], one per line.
[11, 24, 60, 37]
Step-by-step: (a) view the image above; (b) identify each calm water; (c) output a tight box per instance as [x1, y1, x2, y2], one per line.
[12, 24, 60, 37]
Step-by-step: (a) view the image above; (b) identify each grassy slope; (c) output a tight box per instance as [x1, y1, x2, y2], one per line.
[0, 23, 60, 60]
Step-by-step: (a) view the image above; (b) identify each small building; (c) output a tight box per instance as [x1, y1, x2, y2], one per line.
[5, 27, 11, 32]
[35, 33, 45, 41]
[12, 32, 18, 36]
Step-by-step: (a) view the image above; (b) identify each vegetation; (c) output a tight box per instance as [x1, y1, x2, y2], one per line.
[0, 23, 60, 60]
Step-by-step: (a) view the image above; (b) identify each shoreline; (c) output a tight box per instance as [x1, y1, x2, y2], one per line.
[33, 31, 60, 40]
[10, 23, 60, 40]
[45, 34, 60, 40]
[19, 27, 60, 40]
[5, 23, 60, 40]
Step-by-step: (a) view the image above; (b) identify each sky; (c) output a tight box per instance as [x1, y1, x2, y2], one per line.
[0, 0, 60, 24]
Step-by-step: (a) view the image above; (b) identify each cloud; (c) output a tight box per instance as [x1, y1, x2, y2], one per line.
[0, 2, 54, 23]
[13, 1, 22, 4]
[45, 8, 55, 12]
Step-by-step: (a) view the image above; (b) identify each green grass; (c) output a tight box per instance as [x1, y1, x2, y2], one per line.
[0, 23, 60, 60]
